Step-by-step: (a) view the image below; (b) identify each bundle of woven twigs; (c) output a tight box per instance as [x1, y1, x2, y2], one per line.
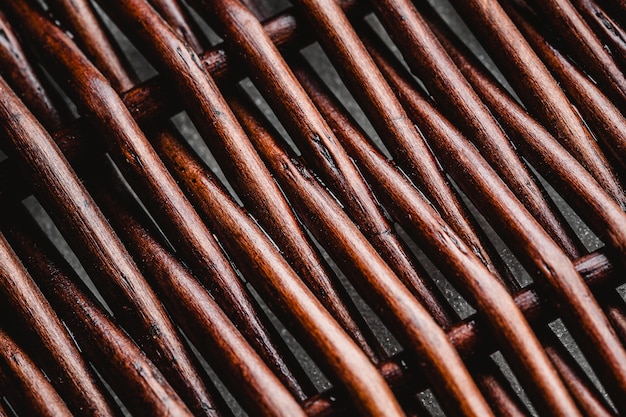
[0, 0, 623, 415]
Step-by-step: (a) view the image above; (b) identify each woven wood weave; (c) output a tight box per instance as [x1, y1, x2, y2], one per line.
[0, 0, 623, 415]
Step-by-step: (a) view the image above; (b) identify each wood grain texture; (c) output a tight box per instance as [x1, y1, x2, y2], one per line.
[148, 122, 405, 417]
[0, 10, 65, 131]
[286, 60, 582, 417]
[363, 0, 584, 260]
[413, 6, 626, 265]
[500, 0, 626, 175]
[0, 4, 223, 414]
[523, 0, 626, 106]
[91, 168, 306, 417]
[0, 225, 114, 416]
[46, 0, 136, 92]
[187, 0, 457, 331]
[3, 204, 195, 417]
[0, 326, 72, 417]
[231, 92, 504, 417]
[570, 0, 626, 68]
[448, 0, 625, 207]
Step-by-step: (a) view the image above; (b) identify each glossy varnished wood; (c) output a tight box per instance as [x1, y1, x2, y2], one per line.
[0, 225, 114, 416]
[91, 170, 307, 417]
[501, 0, 626, 174]
[0, 4, 225, 414]
[231, 92, 509, 417]
[447, 0, 625, 207]
[414, 7, 626, 264]
[353, 18, 626, 413]
[49, 0, 316, 400]
[287, 60, 582, 417]
[3, 204, 194, 417]
[0, 326, 72, 417]
[522, 0, 626, 107]
[0, 11, 64, 131]
[147, 123, 405, 416]
[187, 0, 457, 331]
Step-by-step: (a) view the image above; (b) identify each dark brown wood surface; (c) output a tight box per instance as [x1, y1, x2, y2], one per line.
[0, 0, 623, 414]
[448, 0, 625, 208]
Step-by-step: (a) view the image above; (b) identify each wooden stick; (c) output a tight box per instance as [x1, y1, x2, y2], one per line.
[0, 326, 73, 417]
[233, 91, 548, 417]
[448, 0, 625, 207]
[538, 327, 616, 417]
[0, 227, 115, 416]
[0, 11, 65, 131]
[365, 0, 584, 259]
[4, 1, 311, 411]
[361, 29, 626, 413]
[468, 356, 533, 417]
[37, 0, 315, 399]
[522, 0, 626, 106]
[0, 29, 215, 417]
[570, 0, 626, 69]
[498, 0, 626, 174]
[146, 122, 405, 416]
[187, 0, 457, 329]
[46, 0, 136, 92]
[409, 6, 626, 261]
[292, 57, 518, 293]
[303, 248, 618, 415]
[90, 169, 308, 417]
[282, 61, 580, 417]
[148, 0, 207, 53]
[3, 203, 196, 417]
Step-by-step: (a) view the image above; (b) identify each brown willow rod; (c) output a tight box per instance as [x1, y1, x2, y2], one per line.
[602, 290, 626, 347]
[231, 91, 565, 417]
[0, 0, 618, 375]
[0, 16, 226, 417]
[289, 62, 582, 417]
[0, 326, 72, 417]
[7, 0, 383, 368]
[56, 0, 320, 400]
[468, 356, 532, 417]
[0, 0, 615, 283]
[570, 0, 626, 68]
[147, 0, 207, 53]
[322, 0, 581, 257]
[522, 0, 626, 107]
[499, 0, 626, 174]
[538, 327, 617, 417]
[85, 5, 401, 411]
[3, 203, 198, 417]
[407, 7, 626, 259]
[302, 249, 620, 417]
[0, 10, 65, 131]
[597, 0, 626, 28]
[161, 0, 385, 362]
[45, 0, 135, 92]
[202, 0, 536, 282]
[166, 0, 385, 362]
[151, 0, 386, 361]
[145, 123, 405, 417]
[90, 169, 308, 417]
[360, 24, 626, 414]
[0, 216, 114, 416]
[187, 0, 458, 329]
[446, 0, 625, 208]
[5, 0, 313, 407]
[292, 59, 519, 295]
[93, 0, 394, 364]
[38, 0, 314, 399]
